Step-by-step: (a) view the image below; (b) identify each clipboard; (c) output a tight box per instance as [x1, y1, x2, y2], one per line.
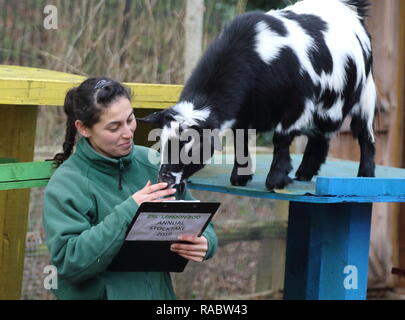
[107, 201, 220, 272]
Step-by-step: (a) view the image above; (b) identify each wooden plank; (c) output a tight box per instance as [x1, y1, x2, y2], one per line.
[188, 154, 405, 203]
[284, 202, 372, 300]
[189, 184, 405, 203]
[316, 177, 405, 197]
[0, 65, 182, 109]
[0, 180, 50, 191]
[0, 64, 85, 82]
[126, 83, 182, 109]
[0, 160, 53, 190]
[0, 104, 37, 299]
[0, 161, 54, 182]
[0, 158, 17, 164]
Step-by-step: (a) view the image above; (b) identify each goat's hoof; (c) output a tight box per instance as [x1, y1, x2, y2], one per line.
[230, 173, 253, 186]
[230, 174, 253, 186]
[357, 171, 375, 177]
[230, 165, 253, 186]
[265, 174, 292, 190]
[357, 164, 375, 177]
[294, 167, 315, 181]
[295, 173, 314, 181]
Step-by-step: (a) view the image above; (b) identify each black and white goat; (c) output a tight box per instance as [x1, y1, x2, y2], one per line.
[138, 0, 376, 191]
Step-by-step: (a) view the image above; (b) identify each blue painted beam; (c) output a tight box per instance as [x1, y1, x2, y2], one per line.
[188, 182, 405, 203]
[316, 177, 405, 197]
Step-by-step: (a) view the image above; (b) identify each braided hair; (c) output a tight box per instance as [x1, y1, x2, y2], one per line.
[53, 77, 132, 167]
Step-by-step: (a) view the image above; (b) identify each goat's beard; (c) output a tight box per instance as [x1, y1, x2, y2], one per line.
[158, 163, 207, 198]
[157, 173, 187, 198]
[175, 181, 186, 198]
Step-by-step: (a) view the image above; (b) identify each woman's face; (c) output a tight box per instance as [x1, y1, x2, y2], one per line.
[85, 96, 137, 158]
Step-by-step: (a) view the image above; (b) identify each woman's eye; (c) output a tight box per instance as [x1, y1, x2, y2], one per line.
[109, 127, 119, 132]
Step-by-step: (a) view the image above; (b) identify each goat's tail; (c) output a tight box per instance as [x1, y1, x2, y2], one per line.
[340, 0, 371, 19]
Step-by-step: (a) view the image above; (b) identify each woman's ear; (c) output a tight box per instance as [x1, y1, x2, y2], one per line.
[75, 120, 91, 138]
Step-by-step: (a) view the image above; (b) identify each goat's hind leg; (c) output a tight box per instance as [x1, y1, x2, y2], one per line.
[351, 115, 375, 177]
[352, 73, 376, 177]
[295, 133, 330, 181]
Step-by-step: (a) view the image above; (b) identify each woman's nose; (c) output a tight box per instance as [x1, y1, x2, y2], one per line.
[122, 125, 134, 139]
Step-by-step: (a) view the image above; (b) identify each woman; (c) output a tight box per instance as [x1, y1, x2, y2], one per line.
[43, 77, 218, 300]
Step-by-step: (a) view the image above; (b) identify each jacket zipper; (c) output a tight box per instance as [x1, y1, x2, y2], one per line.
[118, 159, 124, 190]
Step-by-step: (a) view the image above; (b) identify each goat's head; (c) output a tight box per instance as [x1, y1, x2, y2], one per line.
[137, 102, 222, 192]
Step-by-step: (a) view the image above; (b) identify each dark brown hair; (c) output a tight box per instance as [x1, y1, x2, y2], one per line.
[53, 77, 132, 167]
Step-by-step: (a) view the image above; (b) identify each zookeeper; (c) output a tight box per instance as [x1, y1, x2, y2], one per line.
[42, 77, 218, 300]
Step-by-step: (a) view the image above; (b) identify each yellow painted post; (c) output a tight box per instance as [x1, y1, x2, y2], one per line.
[0, 105, 38, 299]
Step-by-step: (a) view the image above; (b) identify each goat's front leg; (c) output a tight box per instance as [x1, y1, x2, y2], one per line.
[266, 132, 294, 190]
[295, 133, 330, 181]
[230, 128, 253, 186]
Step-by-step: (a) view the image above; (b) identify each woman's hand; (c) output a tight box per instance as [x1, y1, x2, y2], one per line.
[132, 180, 176, 205]
[170, 235, 208, 262]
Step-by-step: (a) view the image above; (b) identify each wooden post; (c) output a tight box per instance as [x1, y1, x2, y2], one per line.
[397, 0, 405, 289]
[284, 202, 372, 300]
[0, 105, 38, 299]
[184, 0, 204, 82]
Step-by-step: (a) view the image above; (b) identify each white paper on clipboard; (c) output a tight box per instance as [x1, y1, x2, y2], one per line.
[125, 211, 212, 241]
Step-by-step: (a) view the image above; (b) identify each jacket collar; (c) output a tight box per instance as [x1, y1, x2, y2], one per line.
[75, 137, 133, 174]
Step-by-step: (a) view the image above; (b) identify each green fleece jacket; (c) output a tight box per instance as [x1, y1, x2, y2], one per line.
[43, 137, 218, 300]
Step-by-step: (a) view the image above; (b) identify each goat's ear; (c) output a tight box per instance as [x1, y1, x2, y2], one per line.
[136, 111, 164, 124]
